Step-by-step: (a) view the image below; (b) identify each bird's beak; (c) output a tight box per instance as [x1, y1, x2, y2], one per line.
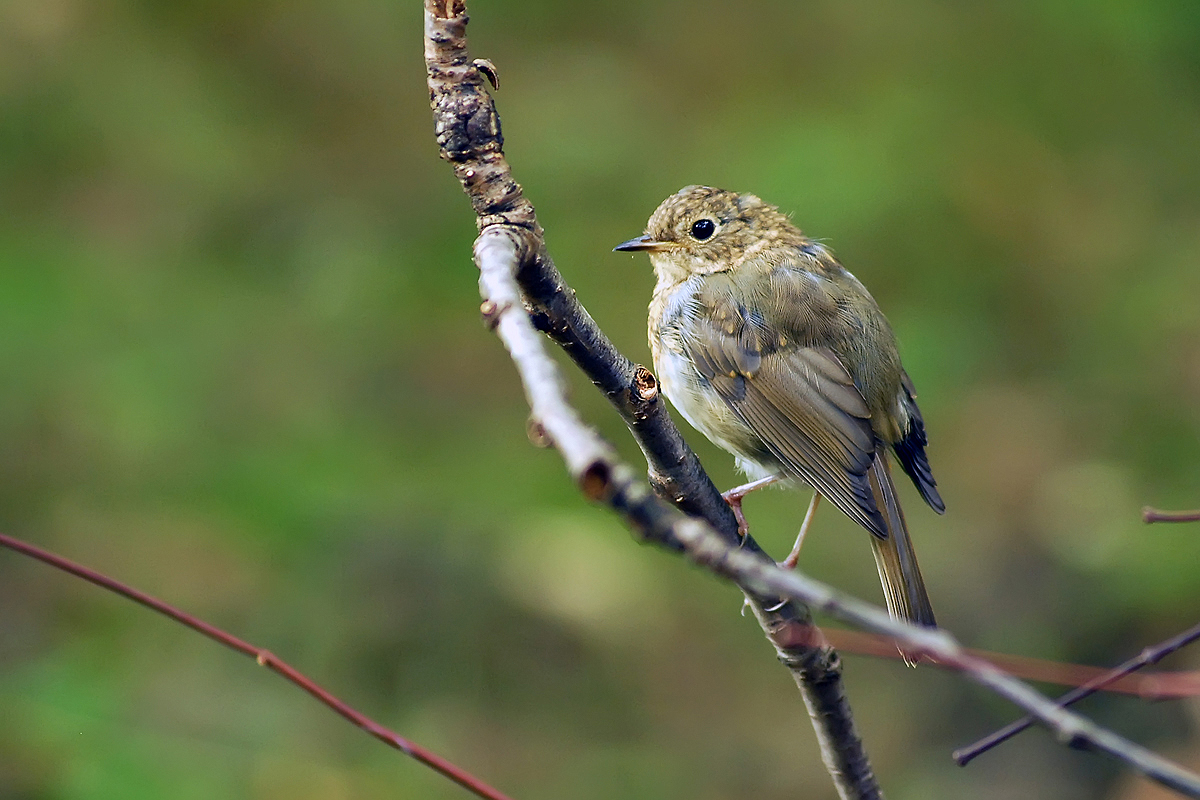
[613, 234, 670, 253]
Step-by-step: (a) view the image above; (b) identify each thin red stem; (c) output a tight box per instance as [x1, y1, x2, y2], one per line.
[8, 526, 1197, 790]
[1143, 506, 1200, 523]
[782, 626, 1200, 700]
[0, 532, 515, 800]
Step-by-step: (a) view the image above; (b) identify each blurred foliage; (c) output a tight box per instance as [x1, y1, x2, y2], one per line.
[0, 0, 1199, 798]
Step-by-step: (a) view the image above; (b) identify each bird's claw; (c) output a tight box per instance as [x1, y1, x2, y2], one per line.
[721, 475, 780, 540]
[722, 491, 751, 539]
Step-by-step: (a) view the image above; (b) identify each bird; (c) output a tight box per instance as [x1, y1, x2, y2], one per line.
[615, 185, 944, 628]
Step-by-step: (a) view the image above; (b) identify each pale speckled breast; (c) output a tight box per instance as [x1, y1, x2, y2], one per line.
[649, 277, 784, 482]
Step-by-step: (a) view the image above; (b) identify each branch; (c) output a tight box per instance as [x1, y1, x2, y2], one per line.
[427, 7, 1200, 798]
[1144, 507, 1200, 523]
[953, 621, 1200, 765]
[666, 522, 1200, 798]
[0, 532, 515, 800]
[820, 627, 1200, 700]
[426, 4, 881, 798]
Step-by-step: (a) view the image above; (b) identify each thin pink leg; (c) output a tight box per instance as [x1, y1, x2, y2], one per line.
[781, 493, 821, 568]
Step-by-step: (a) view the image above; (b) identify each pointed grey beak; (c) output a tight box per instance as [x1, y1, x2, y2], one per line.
[613, 234, 666, 252]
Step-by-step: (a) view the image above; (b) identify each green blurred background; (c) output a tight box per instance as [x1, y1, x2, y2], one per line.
[1, 1, 1198, 798]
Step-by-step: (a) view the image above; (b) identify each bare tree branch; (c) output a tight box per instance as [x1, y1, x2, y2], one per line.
[819, 627, 1200, 699]
[1144, 506, 1200, 524]
[0, 532, 515, 800]
[669, 525, 1200, 797]
[427, 2, 1200, 797]
[426, 3, 885, 798]
[954, 621, 1200, 765]
[427, 3, 1200, 796]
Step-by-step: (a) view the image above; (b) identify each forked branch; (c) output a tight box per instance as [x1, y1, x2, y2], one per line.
[955, 621, 1200, 765]
[427, 2, 1200, 797]
[426, 2, 882, 797]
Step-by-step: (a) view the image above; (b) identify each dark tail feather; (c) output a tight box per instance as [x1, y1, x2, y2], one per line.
[866, 455, 936, 632]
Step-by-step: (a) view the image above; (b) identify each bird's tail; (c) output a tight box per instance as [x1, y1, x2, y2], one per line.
[866, 455, 937, 630]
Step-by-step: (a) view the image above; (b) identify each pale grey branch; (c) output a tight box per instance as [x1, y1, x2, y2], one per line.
[671, 519, 1200, 799]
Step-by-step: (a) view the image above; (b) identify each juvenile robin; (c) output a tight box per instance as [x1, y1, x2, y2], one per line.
[615, 186, 943, 627]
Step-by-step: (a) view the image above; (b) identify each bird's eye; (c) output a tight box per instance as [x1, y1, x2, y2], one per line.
[690, 218, 716, 241]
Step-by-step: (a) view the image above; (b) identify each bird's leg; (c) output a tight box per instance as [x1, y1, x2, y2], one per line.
[781, 492, 821, 569]
[721, 475, 780, 538]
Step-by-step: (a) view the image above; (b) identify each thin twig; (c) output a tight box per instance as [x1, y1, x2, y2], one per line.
[1144, 507, 1200, 524]
[819, 627, 1200, 699]
[953, 621, 1200, 765]
[426, 3, 881, 798]
[0, 532, 515, 800]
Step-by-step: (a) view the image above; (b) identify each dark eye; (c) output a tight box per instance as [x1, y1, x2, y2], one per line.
[690, 218, 716, 241]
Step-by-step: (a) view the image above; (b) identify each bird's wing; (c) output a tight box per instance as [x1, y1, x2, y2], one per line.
[893, 370, 945, 513]
[681, 284, 887, 536]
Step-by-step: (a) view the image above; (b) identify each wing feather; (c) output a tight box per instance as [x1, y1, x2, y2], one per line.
[682, 303, 887, 536]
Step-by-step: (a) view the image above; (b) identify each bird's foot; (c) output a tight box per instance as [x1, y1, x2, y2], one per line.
[723, 493, 750, 539]
[721, 475, 780, 539]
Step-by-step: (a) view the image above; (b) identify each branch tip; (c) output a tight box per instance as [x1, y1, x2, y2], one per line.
[580, 461, 613, 501]
[472, 58, 499, 90]
[526, 417, 552, 448]
[1143, 506, 1200, 524]
[479, 299, 504, 330]
[633, 365, 659, 402]
[429, 0, 466, 20]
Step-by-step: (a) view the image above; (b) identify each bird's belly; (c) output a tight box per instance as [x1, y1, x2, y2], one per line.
[653, 347, 782, 483]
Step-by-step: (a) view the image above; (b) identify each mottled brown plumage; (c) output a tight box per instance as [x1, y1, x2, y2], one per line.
[616, 186, 943, 628]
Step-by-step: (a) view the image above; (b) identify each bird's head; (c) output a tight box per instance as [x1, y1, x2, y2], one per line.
[614, 186, 806, 286]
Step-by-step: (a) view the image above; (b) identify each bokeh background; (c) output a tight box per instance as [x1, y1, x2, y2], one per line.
[1, 1, 1198, 798]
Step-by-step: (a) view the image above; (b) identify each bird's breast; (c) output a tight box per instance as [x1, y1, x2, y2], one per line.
[649, 280, 775, 473]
